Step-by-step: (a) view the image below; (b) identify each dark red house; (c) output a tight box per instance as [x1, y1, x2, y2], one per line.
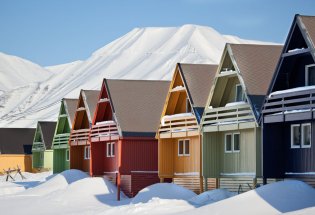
[90, 79, 170, 199]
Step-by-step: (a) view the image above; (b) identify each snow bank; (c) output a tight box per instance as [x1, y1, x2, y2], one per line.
[19, 170, 88, 196]
[131, 183, 197, 204]
[182, 180, 315, 215]
[188, 189, 236, 207]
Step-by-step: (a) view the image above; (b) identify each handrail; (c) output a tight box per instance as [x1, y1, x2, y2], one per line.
[158, 115, 198, 134]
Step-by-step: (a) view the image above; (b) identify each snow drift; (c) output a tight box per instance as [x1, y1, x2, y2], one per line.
[0, 25, 276, 128]
[131, 183, 196, 204]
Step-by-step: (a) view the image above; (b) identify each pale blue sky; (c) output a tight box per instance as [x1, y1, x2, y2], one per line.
[0, 0, 314, 66]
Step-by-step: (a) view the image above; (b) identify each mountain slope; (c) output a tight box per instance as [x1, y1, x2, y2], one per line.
[0, 25, 277, 128]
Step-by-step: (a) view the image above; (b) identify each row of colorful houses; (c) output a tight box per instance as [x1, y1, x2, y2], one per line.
[1, 14, 314, 199]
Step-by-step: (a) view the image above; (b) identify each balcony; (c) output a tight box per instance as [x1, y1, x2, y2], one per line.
[202, 102, 255, 132]
[52, 133, 70, 149]
[158, 113, 199, 138]
[69, 128, 90, 146]
[90, 121, 119, 142]
[263, 86, 315, 123]
[32, 142, 45, 152]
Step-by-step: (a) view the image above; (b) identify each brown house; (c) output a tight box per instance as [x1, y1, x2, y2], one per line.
[69, 90, 99, 173]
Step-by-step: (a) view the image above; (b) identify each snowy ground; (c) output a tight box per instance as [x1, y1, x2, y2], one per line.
[0, 170, 314, 215]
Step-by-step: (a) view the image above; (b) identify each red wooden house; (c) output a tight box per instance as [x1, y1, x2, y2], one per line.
[69, 90, 99, 173]
[90, 79, 169, 199]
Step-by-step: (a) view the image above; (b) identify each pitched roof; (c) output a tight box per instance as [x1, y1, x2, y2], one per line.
[299, 15, 315, 48]
[82, 90, 99, 123]
[179, 63, 218, 122]
[38, 121, 57, 150]
[179, 64, 218, 108]
[63, 98, 78, 124]
[228, 44, 283, 119]
[105, 79, 170, 137]
[0, 128, 35, 154]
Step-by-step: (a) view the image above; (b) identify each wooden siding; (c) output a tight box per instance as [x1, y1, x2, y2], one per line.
[53, 148, 69, 173]
[32, 151, 44, 169]
[70, 145, 90, 173]
[120, 139, 158, 174]
[131, 172, 159, 197]
[90, 140, 118, 176]
[159, 136, 201, 177]
[203, 128, 260, 178]
[0, 155, 32, 173]
[173, 176, 203, 194]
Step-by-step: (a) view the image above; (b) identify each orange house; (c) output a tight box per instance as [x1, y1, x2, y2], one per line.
[69, 90, 99, 173]
[157, 63, 217, 193]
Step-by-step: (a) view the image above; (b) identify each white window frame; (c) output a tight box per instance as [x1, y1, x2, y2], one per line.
[225, 133, 233, 153]
[178, 139, 190, 156]
[233, 133, 241, 153]
[305, 64, 315, 86]
[66, 149, 70, 161]
[106, 142, 115, 157]
[301, 123, 311, 148]
[291, 124, 301, 149]
[84, 146, 90, 159]
[235, 84, 244, 102]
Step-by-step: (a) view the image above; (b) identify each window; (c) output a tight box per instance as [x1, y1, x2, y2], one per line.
[225, 133, 240, 153]
[235, 84, 244, 102]
[225, 134, 232, 152]
[233, 133, 240, 152]
[306, 65, 315, 86]
[186, 98, 192, 113]
[302, 124, 311, 148]
[178, 139, 190, 156]
[66, 149, 70, 161]
[106, 142, 115, 157]
[291, 124, 312, 148]
[84, 146, 90, 159]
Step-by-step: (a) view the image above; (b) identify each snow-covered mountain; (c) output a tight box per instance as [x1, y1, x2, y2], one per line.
[0, 25, 276, 128]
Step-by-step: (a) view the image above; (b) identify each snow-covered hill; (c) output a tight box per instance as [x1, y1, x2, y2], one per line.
[0, 24, 276, 128]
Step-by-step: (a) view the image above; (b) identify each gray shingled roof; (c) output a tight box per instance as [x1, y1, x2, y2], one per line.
[63, 98, 78, 124]
[0, 128, 35, 154]
[105, 79, 170, 136]
[82, 90, 100, 123]
[38, 121, 57, 150]
[300, 15, 315, 48]
[228, 44, 283, 120]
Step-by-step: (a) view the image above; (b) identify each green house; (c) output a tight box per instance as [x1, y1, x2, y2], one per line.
[32, 121, 57, 171]
[52, 98, 78, 174]
[201, 44, 282, 192]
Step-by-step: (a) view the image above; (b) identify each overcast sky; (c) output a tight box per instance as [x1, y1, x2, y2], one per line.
[0, 0, 314, 66]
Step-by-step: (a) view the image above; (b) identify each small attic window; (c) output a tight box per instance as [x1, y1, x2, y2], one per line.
[235, 84, 245, 102]
[305, 64, 315, 86]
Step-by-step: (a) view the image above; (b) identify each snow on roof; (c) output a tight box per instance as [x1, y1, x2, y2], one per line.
[269, 86, 315, 98]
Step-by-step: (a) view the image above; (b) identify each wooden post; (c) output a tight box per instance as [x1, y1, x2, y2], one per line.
[204, 177, 208, 191]
[216, 178, 220, 189]
[263, 177, 267, 185]
[117, 172, 121, 201]
[200, 176, 204, 193]
[160, 177, 164, 183]
[253, 177, 257, 189]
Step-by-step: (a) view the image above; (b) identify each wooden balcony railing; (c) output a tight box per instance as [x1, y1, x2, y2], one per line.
[52, 133, 70, 149]
[158, 114, 199, 138]
[202, 104, 255, 127]
[69, 128, 90, 146]
[263, 87, 315, 123]
[90, 121, 119, 142]
[32, 142, 45, 152]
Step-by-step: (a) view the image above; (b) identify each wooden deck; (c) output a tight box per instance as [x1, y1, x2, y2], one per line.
[69, 129, 90, 146]
[52, 133, 70, 149]
[90, 121, 119, 142]
[263, 88, 315, 123]
[158, 115, 199, 138]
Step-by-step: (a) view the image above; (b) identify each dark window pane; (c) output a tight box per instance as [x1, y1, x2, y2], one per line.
[184, 140, 190, 155]
[178, 140, 183, 155]
[225, 134, 232, 152]
[308, 66, 315, 85]
[234, 134, 240, 151]
[302, 124, 311, 146]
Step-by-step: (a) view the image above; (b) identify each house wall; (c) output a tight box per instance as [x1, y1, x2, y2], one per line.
[158, 136, 200, 177]
[44, 150, 53, 170]
[70, 145, 90, 173]
[203, 128, 259, 178]
[90, 140, 118, 176]
[120, 138, 158, 175]
[53, 148, 70, 173]
[32, 151, 44, 169]
[0, 155, 32, 173]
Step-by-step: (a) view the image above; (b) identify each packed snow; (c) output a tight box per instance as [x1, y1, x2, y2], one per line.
[1, 170, 315, 215]
[0, 25, 276, 128]
[161, 112, 194, 126]
[269, 86, 315, 98]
